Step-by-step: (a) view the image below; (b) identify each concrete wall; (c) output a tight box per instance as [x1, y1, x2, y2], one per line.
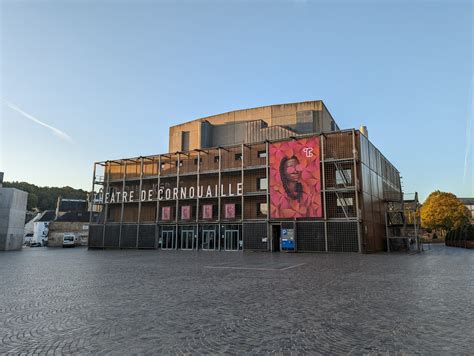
[48, 221, 89, 247]
[0, 188, 28, 251]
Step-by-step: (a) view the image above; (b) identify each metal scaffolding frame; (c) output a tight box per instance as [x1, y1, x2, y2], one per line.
[89, 129, 399, 253]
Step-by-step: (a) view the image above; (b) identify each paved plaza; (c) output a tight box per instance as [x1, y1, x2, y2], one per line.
[1, 245, 473, 354]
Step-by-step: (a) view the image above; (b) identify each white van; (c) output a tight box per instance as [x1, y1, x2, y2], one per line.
[62, 233, 76, 248]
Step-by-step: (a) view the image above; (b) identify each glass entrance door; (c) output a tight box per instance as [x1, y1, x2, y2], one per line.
[224, 230, 239, 251]
[161, 230, 174, 249]
[181, 230, 194, 250]
[202, 230, 216, 250]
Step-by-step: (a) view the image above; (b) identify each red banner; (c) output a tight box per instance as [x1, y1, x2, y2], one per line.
[202, 204, 213, 219]
[162, 206, 171, 221]
[181, 205, 191, 220]
[225, 203, 235, 219]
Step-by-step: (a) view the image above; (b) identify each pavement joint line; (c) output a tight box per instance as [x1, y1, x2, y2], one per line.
[203, 263, 306, 271]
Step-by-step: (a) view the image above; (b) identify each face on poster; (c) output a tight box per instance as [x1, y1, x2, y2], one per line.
[162, 206, 171, 220]
[181, 205, 191, 220]
[202, 204, 213, 219]
[269, 137, 322, 218]
[225, 203, 235, 219]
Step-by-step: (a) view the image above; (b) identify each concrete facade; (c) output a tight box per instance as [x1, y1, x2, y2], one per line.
[169, 100, 339, 152]
[0, 187, 28, 251]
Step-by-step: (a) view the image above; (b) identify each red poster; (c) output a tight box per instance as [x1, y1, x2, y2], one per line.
[225, 203, 235, 219]
[202, 204, 213, 219]
[181, 205, 191, 220]
[162, 206, 171, 221]
[269, 137, 322, 218]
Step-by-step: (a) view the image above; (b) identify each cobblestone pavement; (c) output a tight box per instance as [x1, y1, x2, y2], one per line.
[1, 244, 473, 355]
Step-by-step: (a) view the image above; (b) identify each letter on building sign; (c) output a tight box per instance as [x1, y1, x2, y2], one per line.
[180, 187, 187, 199]
[110, 193, 115, 203]
[129, 191, 134, 201]
[158, 189, 163, 200]
[198, 186, 203, 198]
[206, 186, 212, 198]
[105, 193, 110, 203]
[189, 187, 195, 198]
[141, 190, 146, 201]
[173, 187, 179, 200]
[122, 191, 128, 202]
[116, 192, 121, 202]
[236, 182, 243, 196]
[228, 183, 234, 196]
[165, 189, 171, 200]
[162, 206, 171, 220]
[148, 189, 153, 201]
[220, 184, 226, 197]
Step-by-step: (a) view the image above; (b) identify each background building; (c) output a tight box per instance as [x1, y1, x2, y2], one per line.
[459, 198, 474, 224]
[0, 172, 28, 251]
[89, 101, 402, 253]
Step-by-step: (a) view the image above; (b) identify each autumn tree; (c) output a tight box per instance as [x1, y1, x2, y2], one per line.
[420, 191, 470, 236]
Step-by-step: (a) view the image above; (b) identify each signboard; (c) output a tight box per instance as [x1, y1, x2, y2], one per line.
[202, 204, 213, 219]
[225, 203, 235, 219]
[162, 206, 171, 221]
[269, 137, 322, 218]
[181, 205, 191, 220]
[281, 228, 295, 250]
[101, 182, 243, 204]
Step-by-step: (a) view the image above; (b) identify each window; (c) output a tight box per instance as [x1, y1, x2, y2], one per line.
[181, 131, 190, 151]
[176, 160, 183, 167]
[337, 197, 353, 206]
[336, 169, 352, 185]
[235, 153, 242, 161]
[331, 120, 336, 131]
[194, 158, 202, 165]
[257, 177, 268, 190]
[258, 203, 268, 215]
[214, 156, 220, 163]
[160, 163, 166, 170]
[336, 197, 354, 215]
[258, 150, 267, 158]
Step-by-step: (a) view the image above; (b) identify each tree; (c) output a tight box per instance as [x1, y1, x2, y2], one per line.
[3, 181, 87, 211]
[421, 191, 470, 235]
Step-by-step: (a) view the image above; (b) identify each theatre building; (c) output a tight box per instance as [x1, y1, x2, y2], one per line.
[88, 100, 402, 253]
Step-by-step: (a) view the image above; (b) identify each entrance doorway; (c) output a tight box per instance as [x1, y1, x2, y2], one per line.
[202, 230, 216, 250]
[181, 230, 194, 250]
[161, 230, 174, 249]
[224, 230, 239, 251]
[271, 225, 281, 252]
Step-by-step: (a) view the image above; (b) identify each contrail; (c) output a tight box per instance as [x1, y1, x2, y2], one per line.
[2, 100, 73, 143]
[463, 81, 472, 185]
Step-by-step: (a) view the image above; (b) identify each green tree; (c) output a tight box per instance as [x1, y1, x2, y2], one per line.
[421, 191, 470, 236]
[27, 193, 38, 211]
[3, 181, 87, 211]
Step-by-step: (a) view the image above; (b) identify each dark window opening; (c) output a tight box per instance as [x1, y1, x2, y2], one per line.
[258, 150, 267, 158]
[235, 153, 242, 161]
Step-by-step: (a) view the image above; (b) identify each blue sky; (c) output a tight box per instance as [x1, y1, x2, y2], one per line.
[1, 0, 472, 202]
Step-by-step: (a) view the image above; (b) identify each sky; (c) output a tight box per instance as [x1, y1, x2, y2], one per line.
[0, 0, 472, 202]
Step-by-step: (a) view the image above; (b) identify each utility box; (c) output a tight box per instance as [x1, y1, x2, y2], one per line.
[280, 228, 296, 252]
